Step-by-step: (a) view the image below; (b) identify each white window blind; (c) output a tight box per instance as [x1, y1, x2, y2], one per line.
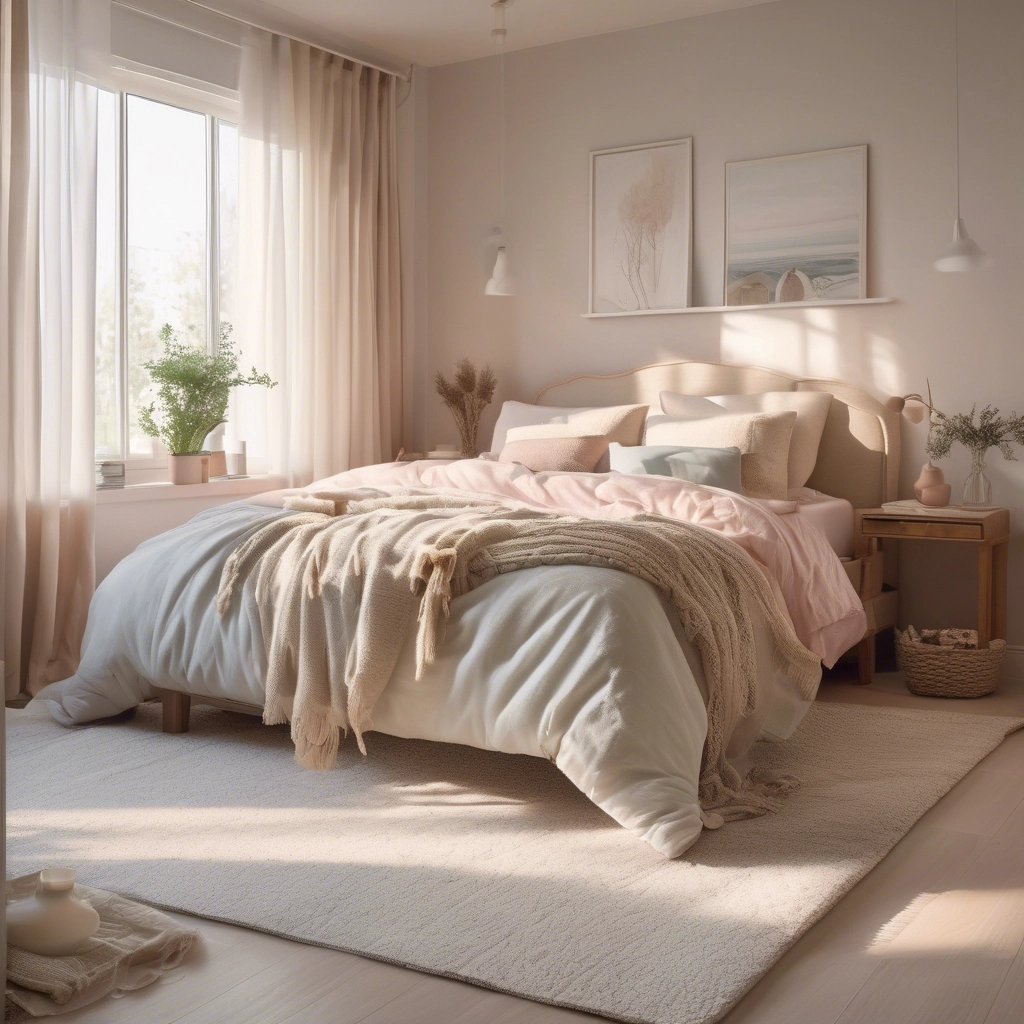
[110, 0, 241, 93]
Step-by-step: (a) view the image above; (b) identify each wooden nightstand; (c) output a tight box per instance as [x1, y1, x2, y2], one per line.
[854, 506, 1009, 679]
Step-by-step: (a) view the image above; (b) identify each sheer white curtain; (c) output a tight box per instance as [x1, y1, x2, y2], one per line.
[1, 0, 100, 698]
[234, 30, 403, 486]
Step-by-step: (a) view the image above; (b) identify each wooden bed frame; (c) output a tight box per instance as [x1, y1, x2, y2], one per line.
[152, 688, 263, 734]
[154, 357, 900, 733]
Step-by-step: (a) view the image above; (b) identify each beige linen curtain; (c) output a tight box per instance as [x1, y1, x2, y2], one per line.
[0, 0, 26, 697]
[2, 0, 97, 699]
[234, 32, 402, 486]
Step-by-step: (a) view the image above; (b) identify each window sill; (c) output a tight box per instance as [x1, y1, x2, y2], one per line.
[96, 475, 285, 505]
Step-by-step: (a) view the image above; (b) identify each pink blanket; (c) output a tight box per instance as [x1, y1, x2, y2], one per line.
[256, 459, 866, 667]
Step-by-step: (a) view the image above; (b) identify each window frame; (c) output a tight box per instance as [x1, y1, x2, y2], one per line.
[97, 67, 239, 480]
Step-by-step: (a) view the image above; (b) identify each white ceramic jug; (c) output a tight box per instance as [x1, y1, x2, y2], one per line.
[7, 868, 101, 956]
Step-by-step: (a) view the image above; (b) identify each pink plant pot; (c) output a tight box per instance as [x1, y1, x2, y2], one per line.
[168, 454, 210, 485]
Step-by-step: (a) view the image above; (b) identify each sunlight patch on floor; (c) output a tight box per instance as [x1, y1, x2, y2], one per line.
[868, 888, 1024, 957]
[8, 807, 841, 922]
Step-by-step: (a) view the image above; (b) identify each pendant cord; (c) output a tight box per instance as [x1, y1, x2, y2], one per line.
[499, 32, 506, 230]
[954, 0, 960, 222]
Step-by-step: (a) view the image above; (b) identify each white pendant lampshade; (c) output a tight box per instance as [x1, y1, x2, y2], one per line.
[485, 246, 513, 295]
[485, 1, 515, 296]
[934, 0, 991, 273]
[935, 218, 992, 272]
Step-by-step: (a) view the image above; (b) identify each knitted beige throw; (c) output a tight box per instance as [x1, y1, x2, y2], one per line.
[217, 489, 821, 820]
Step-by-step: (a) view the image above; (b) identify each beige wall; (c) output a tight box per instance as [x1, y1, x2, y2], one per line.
[416, 0, 1024, 662]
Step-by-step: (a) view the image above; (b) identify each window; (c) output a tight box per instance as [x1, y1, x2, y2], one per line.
[94, 87, 238, 466]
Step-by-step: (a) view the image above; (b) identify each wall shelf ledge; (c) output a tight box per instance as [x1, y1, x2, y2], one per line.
[581, 297, 894, 317]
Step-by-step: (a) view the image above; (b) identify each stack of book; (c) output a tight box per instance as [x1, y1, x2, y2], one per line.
[880, 499, 998, 517]
[95, 461, 125, 489]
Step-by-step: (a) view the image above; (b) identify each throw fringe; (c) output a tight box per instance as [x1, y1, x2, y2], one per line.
[291, 711, 344, 770]
[413, 547, 458, 679]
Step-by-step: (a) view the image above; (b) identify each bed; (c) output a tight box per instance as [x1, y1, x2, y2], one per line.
[532, 357, 900, 677]
[35, 359, 900, 858]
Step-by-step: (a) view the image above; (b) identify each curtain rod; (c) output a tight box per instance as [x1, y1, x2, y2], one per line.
[183, 0, 413, 80]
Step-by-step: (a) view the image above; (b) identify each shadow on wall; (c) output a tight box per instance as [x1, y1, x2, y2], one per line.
[714, 308, 900, 397]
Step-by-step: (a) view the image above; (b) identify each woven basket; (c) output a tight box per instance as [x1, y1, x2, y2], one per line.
[895, 625, 1005, 698]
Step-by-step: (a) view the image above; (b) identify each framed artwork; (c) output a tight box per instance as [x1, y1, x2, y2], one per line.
[589, 137, 692, 315]
[724, 145, 867, 306]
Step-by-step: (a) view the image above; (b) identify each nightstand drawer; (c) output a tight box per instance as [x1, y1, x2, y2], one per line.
[862, 518, 983, 541]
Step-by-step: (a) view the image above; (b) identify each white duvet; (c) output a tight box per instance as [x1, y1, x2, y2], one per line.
[38, 462, 864, 858]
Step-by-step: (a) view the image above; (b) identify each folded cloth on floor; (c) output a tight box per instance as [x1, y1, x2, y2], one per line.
[6, 873, 199, 1018]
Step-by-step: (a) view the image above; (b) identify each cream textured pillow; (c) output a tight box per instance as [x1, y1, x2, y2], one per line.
[659, 390, 832, 488]
[489, 402, 647, 455]
[499, 435, 609, 474]
[645, 410, 797, 499]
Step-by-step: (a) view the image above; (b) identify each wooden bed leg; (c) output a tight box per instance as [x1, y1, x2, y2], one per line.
[856, 632, 876, 686]
[155, 688, 191, 733]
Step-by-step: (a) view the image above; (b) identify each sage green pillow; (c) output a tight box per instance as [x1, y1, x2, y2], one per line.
[608, 442, 743, 493]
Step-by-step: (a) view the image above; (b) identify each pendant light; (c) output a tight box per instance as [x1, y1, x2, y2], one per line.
[485, 0, 514, 296]
[934, 0, 991, 272]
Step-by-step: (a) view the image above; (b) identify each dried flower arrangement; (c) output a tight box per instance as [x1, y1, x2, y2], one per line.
[434, 358, 497, 458]
[889, 380, 1024, 505]
[925, 405, 1024, 463]
[890, 379, 941, 437]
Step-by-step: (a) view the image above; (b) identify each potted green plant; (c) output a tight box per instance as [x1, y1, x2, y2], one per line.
[926, 405, 1024, 506]
[139, 323, 276, 484]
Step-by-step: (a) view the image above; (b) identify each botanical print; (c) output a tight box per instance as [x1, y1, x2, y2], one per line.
[725, 146, 866, 305]
[591, 139, 692, 313]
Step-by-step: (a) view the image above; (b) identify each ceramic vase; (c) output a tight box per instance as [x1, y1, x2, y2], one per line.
[913, 462, 951, 507]
[6, 868, 100, 956]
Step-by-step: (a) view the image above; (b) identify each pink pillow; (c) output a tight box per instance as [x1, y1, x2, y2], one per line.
[498, 435, 609, 473]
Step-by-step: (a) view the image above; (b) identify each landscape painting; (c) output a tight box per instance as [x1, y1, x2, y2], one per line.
[725, 145, 867, 306]
[590, 138, 692, 314]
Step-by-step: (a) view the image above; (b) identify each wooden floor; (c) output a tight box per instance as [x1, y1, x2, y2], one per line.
[42, 669, 1024, 1024]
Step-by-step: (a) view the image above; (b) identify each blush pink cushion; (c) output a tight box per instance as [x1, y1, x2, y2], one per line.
[498, 435, 609, 473]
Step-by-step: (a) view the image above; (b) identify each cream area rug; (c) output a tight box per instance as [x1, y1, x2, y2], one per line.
[7, 701, 1021, 1024]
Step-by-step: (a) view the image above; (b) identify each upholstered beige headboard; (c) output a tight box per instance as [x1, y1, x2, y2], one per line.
[533, 360, 900, 509]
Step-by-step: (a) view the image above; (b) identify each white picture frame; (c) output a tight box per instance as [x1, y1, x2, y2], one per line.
[589, 137, 693, 315]
[724, 145, 867, 306]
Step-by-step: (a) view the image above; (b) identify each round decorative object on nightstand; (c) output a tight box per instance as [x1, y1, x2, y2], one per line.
[912, 462, 951, 506]
[895, 626, 1005, 698]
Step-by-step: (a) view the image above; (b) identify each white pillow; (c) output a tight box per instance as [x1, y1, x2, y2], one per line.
[652, 394, 721, 419]
[645, 410, 797, 499]
[490, 402, 647, 455]
[659, 390, 832, 488]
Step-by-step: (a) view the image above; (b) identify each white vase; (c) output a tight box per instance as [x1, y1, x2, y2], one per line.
[6, 868, 101, 956]
[168, 453, 210, 485]
[224, 437, 247, 476]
